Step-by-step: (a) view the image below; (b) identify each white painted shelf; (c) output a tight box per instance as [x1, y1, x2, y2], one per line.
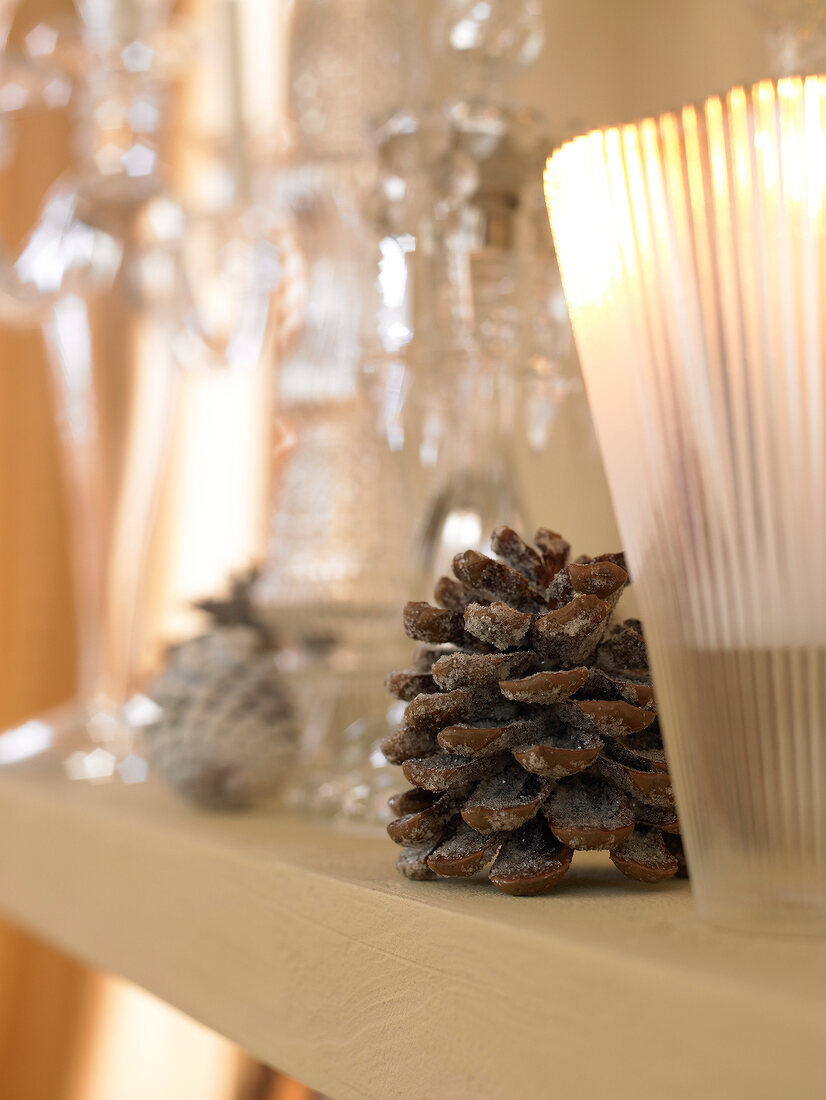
[0, 757, 825, 1099]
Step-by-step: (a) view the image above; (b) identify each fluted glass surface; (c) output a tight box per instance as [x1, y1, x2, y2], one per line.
[546, 76, 826, 933]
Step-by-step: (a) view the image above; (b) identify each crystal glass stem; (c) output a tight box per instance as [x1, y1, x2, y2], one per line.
[41, 14, 173, 755]
[415, 362, 526, 582]
[45, 261, 175, 746]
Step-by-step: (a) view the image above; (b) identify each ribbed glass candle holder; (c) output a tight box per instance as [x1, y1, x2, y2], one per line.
[545, 76, 826, 933]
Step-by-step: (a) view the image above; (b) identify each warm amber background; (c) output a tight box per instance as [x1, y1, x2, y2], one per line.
[0, 2, 777, 1097]
[0, 71, 88, 1100]
[0, 101, 75, 730]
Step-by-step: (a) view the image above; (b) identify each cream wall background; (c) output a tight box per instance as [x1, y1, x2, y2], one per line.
[516, 0, 769, 136]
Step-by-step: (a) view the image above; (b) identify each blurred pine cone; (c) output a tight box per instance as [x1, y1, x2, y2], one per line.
[146, 573, 296, 810]
[383, 526, 685, 895]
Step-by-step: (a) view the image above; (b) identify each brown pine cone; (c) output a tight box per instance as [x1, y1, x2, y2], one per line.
[383, 526, 686, 896]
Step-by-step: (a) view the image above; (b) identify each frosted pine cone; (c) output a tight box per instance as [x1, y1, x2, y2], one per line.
[383, 526, 685, 895]
[146, 624, 297, 810]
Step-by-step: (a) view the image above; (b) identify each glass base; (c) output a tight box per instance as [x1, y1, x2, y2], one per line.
[0, 695, 158, 784]
[278, 644, 404, 832]
[281, 738, 398, 832]
[697, 866, 826, 936]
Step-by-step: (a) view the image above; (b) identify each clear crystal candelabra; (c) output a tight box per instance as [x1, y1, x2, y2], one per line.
[0, 0, 281, 781]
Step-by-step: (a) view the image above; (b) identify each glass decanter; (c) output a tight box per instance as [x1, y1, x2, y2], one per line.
[380, 0, 576, 590]
[255, 166, 415, 826]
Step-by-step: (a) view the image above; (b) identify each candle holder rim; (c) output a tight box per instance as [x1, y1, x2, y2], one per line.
[544, 70, 826, 171]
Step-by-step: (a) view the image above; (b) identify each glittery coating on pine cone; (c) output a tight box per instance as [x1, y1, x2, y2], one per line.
[146, 625, 297, 810]
[383, 527, 686, 895]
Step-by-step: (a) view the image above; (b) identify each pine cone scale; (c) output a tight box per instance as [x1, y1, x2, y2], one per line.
[387, 787, 466, 847]
[499, 667, 589, 703]
[401, 750, 492, 792]
[609, 826, 679, 882]
[452, 550, 549, 613]
[570, 699, 657, 738]
[464, 602, 533, 650]
[461, 767, 552, 834]
[427, 824, 502, 877]
[597, 749, 676, 809]
[489, 819, 573, 896]
[385, 670, 438, 701]
[534, 528, 571, 573]
[437, 715, 542, 757]
[512, 729, 602, 779]
[543, 775, 635, 851]
[431, 650, 535, 691]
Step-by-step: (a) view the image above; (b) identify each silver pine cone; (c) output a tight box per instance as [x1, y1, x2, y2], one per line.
[146, 626, 297, 809]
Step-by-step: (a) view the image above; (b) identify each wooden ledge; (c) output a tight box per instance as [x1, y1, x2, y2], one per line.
[0, 757, 824, 1099]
